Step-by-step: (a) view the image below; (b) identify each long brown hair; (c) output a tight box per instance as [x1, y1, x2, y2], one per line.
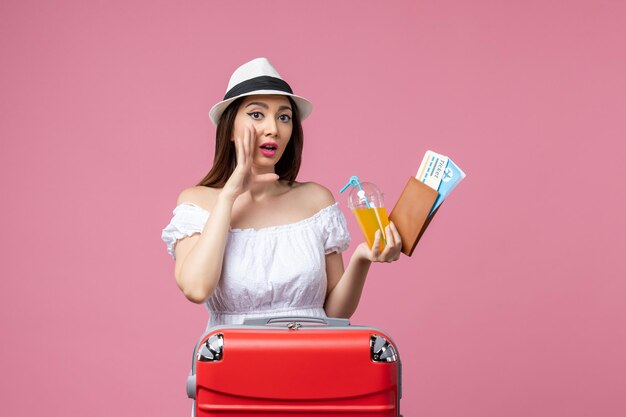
[197, 96, 303, 188]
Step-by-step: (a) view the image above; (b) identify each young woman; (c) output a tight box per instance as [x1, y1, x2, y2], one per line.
[162, 58, 402, 329]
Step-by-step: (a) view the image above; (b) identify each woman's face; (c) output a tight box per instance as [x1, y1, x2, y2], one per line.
[232, 94, 294, 171]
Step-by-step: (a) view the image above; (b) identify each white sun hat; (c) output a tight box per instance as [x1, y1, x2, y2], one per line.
[208, 57, 313, 125]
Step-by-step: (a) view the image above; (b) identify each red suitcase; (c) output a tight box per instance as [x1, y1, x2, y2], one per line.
[186, 316, 402, 417]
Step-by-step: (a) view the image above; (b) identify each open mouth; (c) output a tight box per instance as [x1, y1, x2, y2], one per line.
[259, 142, 278, 157]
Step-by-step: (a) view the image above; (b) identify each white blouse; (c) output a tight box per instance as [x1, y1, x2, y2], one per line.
[161, 202, 351, 329]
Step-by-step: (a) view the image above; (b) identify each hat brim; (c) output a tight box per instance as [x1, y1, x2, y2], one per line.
[209, 90, 312, 125]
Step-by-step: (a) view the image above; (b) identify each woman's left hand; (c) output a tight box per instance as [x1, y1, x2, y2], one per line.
[355, 221, 403, 263]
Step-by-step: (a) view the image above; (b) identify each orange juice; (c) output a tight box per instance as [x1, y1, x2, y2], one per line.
[353, 207, 390, 250]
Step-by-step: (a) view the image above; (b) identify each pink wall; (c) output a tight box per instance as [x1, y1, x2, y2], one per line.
[1, 1, 625, 416]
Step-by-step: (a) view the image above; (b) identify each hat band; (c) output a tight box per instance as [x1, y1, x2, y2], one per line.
[224, 76, 293, 100]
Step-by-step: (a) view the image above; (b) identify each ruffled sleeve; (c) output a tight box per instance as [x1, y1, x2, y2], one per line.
[161, 203, 209, 260]
[321, 203, 351, 254]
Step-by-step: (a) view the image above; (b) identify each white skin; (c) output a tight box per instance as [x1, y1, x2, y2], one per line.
[172, 94, 402, 318]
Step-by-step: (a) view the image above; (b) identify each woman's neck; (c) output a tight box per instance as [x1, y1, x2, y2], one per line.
[245, 166, 285, 201]
[247, 181, 280, 201]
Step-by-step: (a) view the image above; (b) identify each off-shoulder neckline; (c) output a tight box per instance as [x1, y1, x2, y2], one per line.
[174, 201, 341, 234]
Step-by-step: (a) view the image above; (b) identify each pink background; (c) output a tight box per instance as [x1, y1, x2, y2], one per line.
[1, 1, 625, 416]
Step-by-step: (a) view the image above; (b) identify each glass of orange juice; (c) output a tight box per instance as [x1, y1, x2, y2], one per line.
[340, 176, 389, 250]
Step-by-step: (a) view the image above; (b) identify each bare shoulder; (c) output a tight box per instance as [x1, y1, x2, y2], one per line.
[291, 181, 337, 211]
[176, 185, 219, 211]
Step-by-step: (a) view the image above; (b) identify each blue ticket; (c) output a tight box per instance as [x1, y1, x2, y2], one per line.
[416, 150, 466, 215]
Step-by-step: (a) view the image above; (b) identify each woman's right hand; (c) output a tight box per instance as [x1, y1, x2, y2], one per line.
[221, 125, 279, 201]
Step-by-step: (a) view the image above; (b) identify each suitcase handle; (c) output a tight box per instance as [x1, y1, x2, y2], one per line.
[243, 316, 350, 327]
